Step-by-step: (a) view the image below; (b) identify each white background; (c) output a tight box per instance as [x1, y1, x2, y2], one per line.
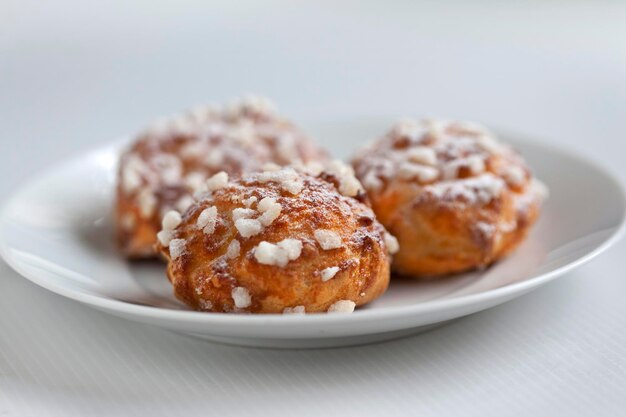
[1, 1, 626, 416]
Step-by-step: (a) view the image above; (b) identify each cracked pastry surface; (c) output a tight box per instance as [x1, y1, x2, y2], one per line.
[352, 118, 547, 277]
[156, 164, 395, 314]
[115, 96, 328, 258]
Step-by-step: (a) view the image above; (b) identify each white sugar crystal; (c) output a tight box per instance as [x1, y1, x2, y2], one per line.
[193, 188, 210, 200]
[122, 168, 142, 194]
[258, 167, 299, 184]
[122, 154, 146, 193]
[256, 167, 304, 195]
[327, 300, 356, 313]
[196, 206, 218, 234]
[137, 189, 157, 218]
[232, 208, 256, 222]
[175, 195, 195, 213]
[120, 213, 135, 230]
[204, 149, 224, 168]
[289, 159, 305, 172]
[168, 238, 186, 260]
[170, 116, 194, 135]
[206, 171, 229, 191]
[230, 193, 244, 204]
[277, 133, 298, 161]
[261, 162, 281, 172]
[184, 172, 206, 191]
[326, 160, 363, 197]
[231, 287, 251, 308]
[303, 161, 324, 176]
[423, 118, 447, 140]
[532, 179, 550, 200]
[500, 220, 517, 233]
[455, 120, 489, 134]
[245, 95, 275, 113]
[467, 155, 486, 175]
[442, 156, 485, 180]
[465, 175, 505, 204]
[406, 146, 437, 166]
[424, 174, 505, 205]
[362, 172, 383, 191]
[474, 221, 496, 239]
[229, 123, 256, 145]
[235, 218, 263, 238]
[339, 175, 362, 197]
[326, 160, 352, 179]
[254, 239, 302, 267]
[277, 239, 303, 260]
[257, 196, 276, 212]
[282, 180, 304, 195]
[476, 135, 503, 154]
[205, 123, 225, 138]
[157, 230, 174, 246]
[384, 233, 400, 254]
[257, 197, 282, 226]
[161, 210, 182, 231]
[232, 95, 276, 117]
[397, 163, 439, 183]
[242, 196, 258, 207]
[187, 104, 217, 123]
[254, 241, 287, 266]
[226, 240, 241, 259]
[502, 165, 526, 186]
[314, 229, 342, 250]
[152, 154, 182, 185]
[392, 118, 421, 141]
[283, 306, 306, 315]
[180, 142, 207, 160]
[144, 117, 170, 137]
[258, 208, 281, 227]
[321, 266, 340, 282]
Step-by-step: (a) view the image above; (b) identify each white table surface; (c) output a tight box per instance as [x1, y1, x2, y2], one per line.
[2, 1, 626, 416]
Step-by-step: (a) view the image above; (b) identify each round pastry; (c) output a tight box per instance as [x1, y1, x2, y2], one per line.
[116, 96, 328, 258]
[352, 118, 547, 277]
[155, 164, 395, 314]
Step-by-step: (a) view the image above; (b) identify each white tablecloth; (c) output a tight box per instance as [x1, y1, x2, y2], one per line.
[2, 2, 626, 416]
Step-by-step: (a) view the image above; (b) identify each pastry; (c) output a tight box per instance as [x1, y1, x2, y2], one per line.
[116, 96, 328, 258]
[156, 163, 394, 313]
[352, 118, 547, 276]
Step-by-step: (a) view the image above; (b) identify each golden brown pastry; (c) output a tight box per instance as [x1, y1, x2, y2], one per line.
[155, 164, 395, 314]
[352, 118, 547, 277]
[116, 96, 328, 258]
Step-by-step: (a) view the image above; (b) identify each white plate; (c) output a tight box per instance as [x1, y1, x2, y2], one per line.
[1, 120, 624, 349]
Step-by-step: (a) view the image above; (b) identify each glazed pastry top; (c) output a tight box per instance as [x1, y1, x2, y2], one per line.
[156, 164, 395, 313]
[118, 96, 327, 221]
[353, 118, 548, 214]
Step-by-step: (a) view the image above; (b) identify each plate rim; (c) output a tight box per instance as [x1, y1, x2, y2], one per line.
[1, 132, 625, 328]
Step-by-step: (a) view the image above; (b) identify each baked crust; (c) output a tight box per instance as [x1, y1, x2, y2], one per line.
[352, 119, 547, 277]
[156, 166, 392, 314]
[116, 97, 328, 258]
